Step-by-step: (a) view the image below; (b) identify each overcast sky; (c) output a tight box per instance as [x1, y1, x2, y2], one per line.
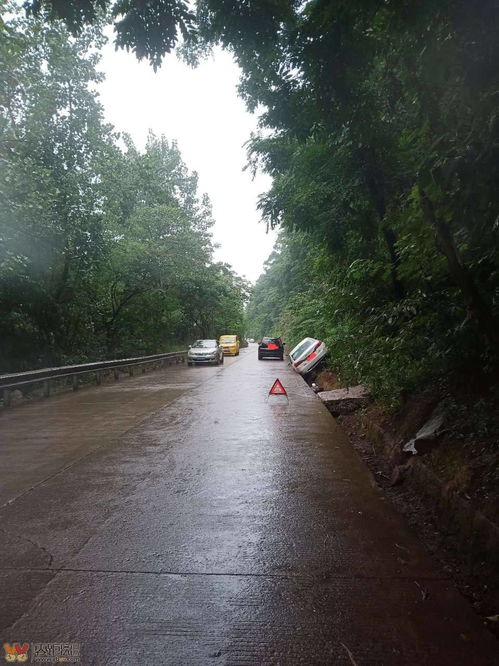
[97, 41, 277, 283]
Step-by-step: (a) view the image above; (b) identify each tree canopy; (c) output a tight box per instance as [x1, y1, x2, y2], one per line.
[0, 6, 248, 371]
[9, 0, 499, 399]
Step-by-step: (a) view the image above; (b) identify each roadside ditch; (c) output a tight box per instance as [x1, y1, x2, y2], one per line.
[307, 367, 499, 639]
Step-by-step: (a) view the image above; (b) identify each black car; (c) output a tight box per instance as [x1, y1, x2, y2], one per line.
[258, 337, 285, 360]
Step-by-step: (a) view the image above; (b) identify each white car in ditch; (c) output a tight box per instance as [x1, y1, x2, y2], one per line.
[289, 337, 328, 375]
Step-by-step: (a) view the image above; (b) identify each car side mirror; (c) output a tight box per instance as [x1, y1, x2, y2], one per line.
[188, 345, 192, 349]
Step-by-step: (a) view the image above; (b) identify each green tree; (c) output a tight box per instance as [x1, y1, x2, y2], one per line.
[0, 6, 113, 368]
[0, 7, 249, 371]
[16, 1, 499, 397]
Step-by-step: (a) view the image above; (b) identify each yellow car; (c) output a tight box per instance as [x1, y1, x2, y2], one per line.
[219, 335, 240, 356]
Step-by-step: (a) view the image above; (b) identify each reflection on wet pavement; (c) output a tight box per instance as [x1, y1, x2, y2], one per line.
[1, 346, 497, 664]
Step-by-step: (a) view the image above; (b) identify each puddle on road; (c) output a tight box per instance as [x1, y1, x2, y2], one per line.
[267, 396, 290, 418]
[101, 383, 197, 392]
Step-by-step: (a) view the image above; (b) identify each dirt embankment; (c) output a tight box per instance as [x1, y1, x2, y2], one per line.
[313, 368, 499, 636]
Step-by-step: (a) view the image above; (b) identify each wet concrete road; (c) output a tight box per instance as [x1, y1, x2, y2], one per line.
[1, 346, 497, 664]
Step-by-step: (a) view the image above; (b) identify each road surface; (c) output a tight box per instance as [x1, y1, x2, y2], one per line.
[1, 346, 497, 664]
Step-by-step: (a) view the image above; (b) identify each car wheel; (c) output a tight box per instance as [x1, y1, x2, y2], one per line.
[279, 353, 284, 361]
[258, 354, 262, 360]
[221, 355, 224, 364]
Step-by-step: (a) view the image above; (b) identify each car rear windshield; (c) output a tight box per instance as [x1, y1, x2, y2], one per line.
[262, 337, 281, 345]
[291, 339, 314, 359]
[192, 340, 217, 348]
[220, 336, 236, 342]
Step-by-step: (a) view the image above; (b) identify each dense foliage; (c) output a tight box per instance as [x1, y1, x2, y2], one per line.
[223, 0, 498, 399]
[0, 6, 248, 372]
[14, 1, 499, 399]
[238, 1, 499, 392]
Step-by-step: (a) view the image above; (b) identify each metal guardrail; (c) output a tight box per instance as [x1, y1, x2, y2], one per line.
[0, 351, 187, 407]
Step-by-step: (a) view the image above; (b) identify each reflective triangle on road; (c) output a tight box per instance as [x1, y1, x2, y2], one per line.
[269, 379, 287, 395]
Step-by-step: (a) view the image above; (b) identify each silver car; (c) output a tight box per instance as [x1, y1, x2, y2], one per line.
[187, 339, 224, 366]
[289, 337, 328, 375]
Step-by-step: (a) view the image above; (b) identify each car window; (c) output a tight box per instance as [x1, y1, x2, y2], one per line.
[290, 339, 314, 359]
[192, 340, 217, 348]
[220, 336, 236, 342]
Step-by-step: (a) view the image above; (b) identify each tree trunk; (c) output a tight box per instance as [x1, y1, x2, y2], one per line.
[357, 147, 405, 300]
[381, 226, 405, 301]
[419, 187, 499, 347]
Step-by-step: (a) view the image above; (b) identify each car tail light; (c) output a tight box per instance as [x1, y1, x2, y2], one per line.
[294, 342, 322, 367]
[305, 341, 322, 361]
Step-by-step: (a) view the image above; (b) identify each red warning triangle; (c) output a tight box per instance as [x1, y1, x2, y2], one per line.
[269, 379, 287, 395]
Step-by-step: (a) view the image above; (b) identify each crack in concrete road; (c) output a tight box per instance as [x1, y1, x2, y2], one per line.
[0, 527, 54, 568]
[0, 566, 451, 581]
